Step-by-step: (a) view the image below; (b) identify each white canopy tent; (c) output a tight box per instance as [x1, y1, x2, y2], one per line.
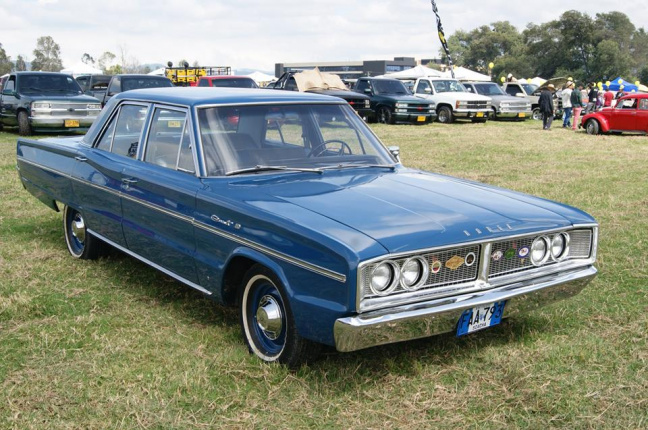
[61, 61, 103, 76]
[246, 71, 276, 85]
[442, 66, 491, 82]
[148, 67, 166, 76]
[378, 65, 443, 80]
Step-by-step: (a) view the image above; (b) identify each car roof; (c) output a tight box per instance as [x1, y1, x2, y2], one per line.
[112, 87, 344, 107]
[201, 75, 254, 80]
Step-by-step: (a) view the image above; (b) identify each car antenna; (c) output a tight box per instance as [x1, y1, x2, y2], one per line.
[430, 1, 455, 79]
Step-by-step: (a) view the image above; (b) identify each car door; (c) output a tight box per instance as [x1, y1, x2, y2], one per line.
[610, 98, 638, 131]
[0, 76, 18, 126]
[71, 102, 151, 247]
[638, 99, 648, 132]
[120, 105, 201, 284]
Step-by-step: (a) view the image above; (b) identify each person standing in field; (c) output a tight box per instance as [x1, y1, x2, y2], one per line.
[586, 83, 598, 113]
[571, 84, 585, 130]
[561, 82, 574, 128]
[603, 87, 614, 107]
[539, 84, 555, 130]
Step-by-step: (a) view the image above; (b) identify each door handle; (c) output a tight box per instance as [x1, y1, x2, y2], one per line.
[74, 156, 88, 162]
[122, 178, 138, 185]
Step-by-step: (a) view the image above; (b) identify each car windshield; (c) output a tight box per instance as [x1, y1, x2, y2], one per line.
[122, 77, 172, 91]
[474, 83, 506, 96]
[372, 79, 410, 95]
[432, 80, 467, 93]
[210, 78, 259, 88]
[19, 74, 82, 94]
[198, 103, 395, 176]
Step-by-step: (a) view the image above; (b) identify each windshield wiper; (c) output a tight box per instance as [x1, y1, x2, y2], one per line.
[320, 163, 396, 171]
[225, 165, 323, 176]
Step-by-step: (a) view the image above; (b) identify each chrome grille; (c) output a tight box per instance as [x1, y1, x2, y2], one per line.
[567, 229, 593, 258]
[361, 244, 480, 298]
[466, 101, 488, 109]
[50, 103, 95, 117]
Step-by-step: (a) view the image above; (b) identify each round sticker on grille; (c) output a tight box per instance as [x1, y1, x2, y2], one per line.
[491, 250, 503, 261]
[430, 260, 442, 274]
[518, 246, 530, 258]
[465, 252, 476, 267]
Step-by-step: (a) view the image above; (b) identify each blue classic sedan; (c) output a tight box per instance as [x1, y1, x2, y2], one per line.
[16, 88, 598, 366]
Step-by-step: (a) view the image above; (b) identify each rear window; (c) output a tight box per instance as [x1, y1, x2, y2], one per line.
[210, 78, 258, 89]
[122, 77, 172, 91]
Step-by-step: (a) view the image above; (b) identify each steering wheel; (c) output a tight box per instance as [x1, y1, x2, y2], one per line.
[308, 139, 352, 157]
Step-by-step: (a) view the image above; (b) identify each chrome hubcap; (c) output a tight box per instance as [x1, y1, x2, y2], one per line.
[71, 214, 86, 244]
[256, 295, 283, 340]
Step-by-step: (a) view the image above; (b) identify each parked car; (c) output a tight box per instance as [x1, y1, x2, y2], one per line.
[0, 72, 101, 135]
[463, 81, 531, 120]
[197, 75, 259, 88]
[503, 80, 563, 120]
[76, 74, 112, 101]
[412, 78, 491, 123]
[273, 69, 373, 121]
[581, 93, 648, 135]
[102, 74, 173, 106]
[354, 77, 436, 124]
[16, 87, 599, 367]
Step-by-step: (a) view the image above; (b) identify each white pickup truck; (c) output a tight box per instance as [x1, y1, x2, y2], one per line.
[412, 78, 491, 123]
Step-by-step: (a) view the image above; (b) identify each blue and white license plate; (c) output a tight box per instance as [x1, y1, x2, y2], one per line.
[456, 301, 506, 336]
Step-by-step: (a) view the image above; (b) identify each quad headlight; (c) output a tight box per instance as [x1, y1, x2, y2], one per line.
[531, 233, 571, 266]
[400, 257, 429, 291]
[370, 261, 400, 296]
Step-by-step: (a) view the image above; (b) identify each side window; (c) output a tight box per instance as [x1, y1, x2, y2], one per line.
[5, 77, 15, 92]
[108, 77, 120, 94]
[355, 80, 369, 93]
[415, 80, 430, 94]
[639, 99, 648, 110]
[144, 108, 187, 170]
[177, 124, 195, 173]
[505, 85, 519, 96]
[111, 104, 149, 157]
[285, 77, 298, 91]
[96, 115, 117, 151]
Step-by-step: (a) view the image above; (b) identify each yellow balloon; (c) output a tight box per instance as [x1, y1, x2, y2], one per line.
[500, 76, 505, 83]
[635, 81, 640, 86]
[488, 62, 494, 69]
[597, 81, 602, 87]
[606, 81, 611, 86]
[568, 76, 573, 81]
[617, 78, 623, 84]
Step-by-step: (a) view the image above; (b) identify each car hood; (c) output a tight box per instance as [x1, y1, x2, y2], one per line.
[374, 94, 427, 103]
[235, 169, 593, 254]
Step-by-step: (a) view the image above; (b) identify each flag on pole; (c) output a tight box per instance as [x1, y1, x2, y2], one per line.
[430, 1, 454, 79]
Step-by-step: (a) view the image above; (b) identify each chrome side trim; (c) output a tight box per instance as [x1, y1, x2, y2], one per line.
[335, 265, 597, 352]
[194, 220, 347, 283]
[19, 157, 347, 283]
[88, 228, 213, 296]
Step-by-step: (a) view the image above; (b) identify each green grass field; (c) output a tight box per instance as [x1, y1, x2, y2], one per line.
[1, 120, 646, 429]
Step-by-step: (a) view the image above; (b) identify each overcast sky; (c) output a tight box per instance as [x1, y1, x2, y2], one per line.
[1, 0, 646, 74]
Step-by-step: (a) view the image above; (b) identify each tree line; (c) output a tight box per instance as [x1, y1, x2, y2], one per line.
[441, 10, 648, 84]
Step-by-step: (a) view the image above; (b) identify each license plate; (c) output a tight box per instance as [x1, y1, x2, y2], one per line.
[64, 119, 80, 127]
[456, 301, 506, 336]
[476, 112, 484, 118]
[417, 116, 426, 122]
[518, 113, 526, 118]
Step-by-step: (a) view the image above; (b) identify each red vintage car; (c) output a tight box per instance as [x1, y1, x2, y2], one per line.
[581, 93, 648, 135]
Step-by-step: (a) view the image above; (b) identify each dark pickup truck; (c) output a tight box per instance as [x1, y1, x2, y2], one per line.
[354, 77, 436, 124]
[272, 69, 374, 121]
[102, 74, 173, 106]
[76, 74, 112, 101]
[0, 72, 101, 135]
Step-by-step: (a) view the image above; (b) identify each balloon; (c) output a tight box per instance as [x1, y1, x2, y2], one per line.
[618, 78, 623, 84]
[635, 81, 640, 86]
[488, 62, 494, 69]
[597, 81, 602, 87]
[606, 81, 611, 86]
[500, 76, 505, 83]
[568, 76, 573, 81]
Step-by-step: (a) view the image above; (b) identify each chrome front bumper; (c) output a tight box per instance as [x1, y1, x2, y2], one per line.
[334, 265, 597, 352]
[30, 116, 97, 129]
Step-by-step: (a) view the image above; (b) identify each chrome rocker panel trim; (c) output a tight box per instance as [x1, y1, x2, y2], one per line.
[334, 265, 597, 352]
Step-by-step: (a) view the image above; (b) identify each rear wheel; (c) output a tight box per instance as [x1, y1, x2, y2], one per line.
[585, 119, 600, 135]
[63, 205, 104, 259]
[437, 106, 453, 124]
[18, 111, 32, 136]
[239, 264, 321, 368]
[531, 108, 542, 121]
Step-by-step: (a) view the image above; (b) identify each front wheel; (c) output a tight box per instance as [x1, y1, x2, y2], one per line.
[377, 106, 393, 124]
[531, 108, 542, 121]
[18, 111, 32, 136]
[239, 264, 321, 368]
[63, 205, 104, 259]
[585, 119, 600, 135]
[437, 106, 453, 124]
